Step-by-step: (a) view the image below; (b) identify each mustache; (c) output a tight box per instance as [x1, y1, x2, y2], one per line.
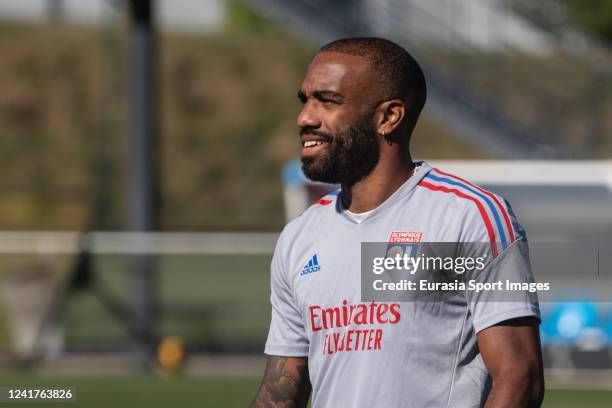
[299, 127, 333, 142]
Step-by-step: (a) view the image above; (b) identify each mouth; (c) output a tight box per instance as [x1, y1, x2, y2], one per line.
[301, 134, 330, 157]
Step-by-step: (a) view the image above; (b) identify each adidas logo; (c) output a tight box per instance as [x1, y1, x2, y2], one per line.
[300, 254, 321, 276]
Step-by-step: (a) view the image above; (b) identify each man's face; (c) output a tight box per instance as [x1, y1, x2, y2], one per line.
[297, 52, 382, 186]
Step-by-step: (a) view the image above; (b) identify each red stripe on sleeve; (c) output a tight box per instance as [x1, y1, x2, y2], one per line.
[432, 168, 516, 242]
[419, 180, 499, 257]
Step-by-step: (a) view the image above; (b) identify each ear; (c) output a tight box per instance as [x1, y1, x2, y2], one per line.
[376, 99, 406, 141]
[375, 99, 405, 135]
[376, 99, 406, 145]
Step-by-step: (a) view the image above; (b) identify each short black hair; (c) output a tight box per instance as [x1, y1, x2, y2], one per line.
[319, 37, 427, 137]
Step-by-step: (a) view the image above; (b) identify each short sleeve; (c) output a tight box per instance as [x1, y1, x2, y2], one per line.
[459, 196, 540, 333]
[264, 236, 309, 356]
[467, 238, 541, 334]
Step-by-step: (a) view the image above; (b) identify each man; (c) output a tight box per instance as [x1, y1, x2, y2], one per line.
[251, 37, 544, 407]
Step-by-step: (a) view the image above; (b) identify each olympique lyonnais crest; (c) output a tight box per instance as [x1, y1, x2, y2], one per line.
[386, 231, 423, 259]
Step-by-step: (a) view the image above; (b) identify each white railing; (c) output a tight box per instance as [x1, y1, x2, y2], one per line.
[0, 232, 279, 255]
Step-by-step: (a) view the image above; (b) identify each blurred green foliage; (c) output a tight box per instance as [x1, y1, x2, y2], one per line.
[514, 0, 612, 42]
[561, 0, 612, 42]
[0, 18, 473, 231]
[226, 0, 282, 36]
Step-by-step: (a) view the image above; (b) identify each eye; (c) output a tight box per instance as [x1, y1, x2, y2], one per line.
[297, 91, 307, 104]
[320, 98, 340, 106]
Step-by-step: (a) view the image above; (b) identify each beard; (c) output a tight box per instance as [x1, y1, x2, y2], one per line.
[301, 112, 380, 186]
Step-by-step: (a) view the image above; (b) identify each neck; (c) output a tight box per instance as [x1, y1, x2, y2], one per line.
[341, 153, 415, 213]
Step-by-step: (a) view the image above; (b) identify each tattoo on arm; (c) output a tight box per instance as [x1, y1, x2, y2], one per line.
[250, 356, 311, 408]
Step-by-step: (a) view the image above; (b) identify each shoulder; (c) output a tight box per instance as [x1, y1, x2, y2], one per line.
[276, 188, 341, 250]
[416, 166, 524, 250]
[416, 167, 500, 210]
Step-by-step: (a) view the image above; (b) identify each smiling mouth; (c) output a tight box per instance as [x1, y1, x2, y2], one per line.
[302, 140, 326, 148]
[301, 137, 330, 156]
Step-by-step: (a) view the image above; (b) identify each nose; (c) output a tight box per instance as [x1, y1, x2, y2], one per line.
[297, 100, 322, 130]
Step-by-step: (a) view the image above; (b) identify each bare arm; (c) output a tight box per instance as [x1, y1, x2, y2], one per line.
[478, 317, 544, 408]
[250, 356, 311, 408]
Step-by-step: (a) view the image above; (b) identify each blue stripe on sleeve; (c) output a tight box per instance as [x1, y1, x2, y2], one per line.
[425, 173, 508, 247]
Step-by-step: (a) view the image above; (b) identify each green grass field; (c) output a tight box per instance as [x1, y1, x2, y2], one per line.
[0, 254, 273, 352]
[62, 254, 273, 351]
[0, 374, 610, 407]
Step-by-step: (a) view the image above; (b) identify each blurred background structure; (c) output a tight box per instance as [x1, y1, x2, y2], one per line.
[0, 0, 612, 406]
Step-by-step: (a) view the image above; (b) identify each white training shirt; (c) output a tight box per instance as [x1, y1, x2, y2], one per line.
[264, 161, 540, 408]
